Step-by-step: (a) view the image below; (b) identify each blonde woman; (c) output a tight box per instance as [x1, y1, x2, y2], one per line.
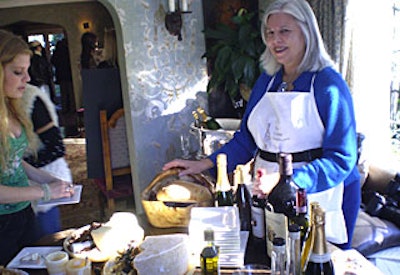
[0, 29, 73, 265]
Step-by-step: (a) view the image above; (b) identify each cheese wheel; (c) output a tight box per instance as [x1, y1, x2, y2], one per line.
[133, 234, 189, 275]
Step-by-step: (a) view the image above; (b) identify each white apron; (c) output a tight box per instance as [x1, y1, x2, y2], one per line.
[248, 75, 347, 244]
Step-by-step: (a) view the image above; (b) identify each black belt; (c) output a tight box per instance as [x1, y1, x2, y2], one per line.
[258, 148, 323, 163]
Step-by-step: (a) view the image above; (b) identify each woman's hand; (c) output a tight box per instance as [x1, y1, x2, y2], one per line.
[252, 169, 280, 198]
[48, 180, 75, 199]
[163, 158, 214, 176]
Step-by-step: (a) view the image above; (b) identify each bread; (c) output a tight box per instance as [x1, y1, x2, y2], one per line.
[90, 213, 144, 257]
[133, 234, 189, 275]
[91, 224, 144, 257]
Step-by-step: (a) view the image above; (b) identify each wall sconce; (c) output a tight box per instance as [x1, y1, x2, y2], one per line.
[83, 22, 90, 29]
[165, 0, 191, 41]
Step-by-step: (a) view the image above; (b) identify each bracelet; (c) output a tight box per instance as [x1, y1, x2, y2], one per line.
[41, 183, 51, 201]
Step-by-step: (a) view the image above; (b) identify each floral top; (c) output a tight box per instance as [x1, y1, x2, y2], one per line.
[0, 129, 30, 215]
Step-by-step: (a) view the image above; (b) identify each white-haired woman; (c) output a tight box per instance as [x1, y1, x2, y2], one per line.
[164, 0, 359, 250]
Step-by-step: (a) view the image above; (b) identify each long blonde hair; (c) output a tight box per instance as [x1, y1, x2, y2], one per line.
[0, 29, 36, 170]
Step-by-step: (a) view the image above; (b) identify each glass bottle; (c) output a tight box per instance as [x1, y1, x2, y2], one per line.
[290, 188, 309, 250]
[304, 206, 335, 275]
[215, 153, 234, 207]
[234, 165, 252, 232]
[287, 224, 301, 275]
[265, 153, 297, 257]
[200, 228, 220, 275]
[197, 107, 221, 130]
[301, 202, 320, 272]
[251, 168, 267, 239]
[271, 237, 286, 275]
[267, 153, 297, 216]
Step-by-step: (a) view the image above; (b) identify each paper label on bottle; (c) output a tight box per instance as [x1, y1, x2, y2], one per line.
[251, 206, 265, 238]
[265, 209, 288, 257]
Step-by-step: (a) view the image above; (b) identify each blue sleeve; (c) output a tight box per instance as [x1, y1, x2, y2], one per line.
[207, 73, 272, 177]
[292, 67, 360, 193]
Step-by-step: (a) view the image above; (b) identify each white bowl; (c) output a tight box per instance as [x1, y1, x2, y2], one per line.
[215, 118, 241, 131]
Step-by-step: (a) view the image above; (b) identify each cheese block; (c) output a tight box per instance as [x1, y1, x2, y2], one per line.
[133, 234, 189, 275]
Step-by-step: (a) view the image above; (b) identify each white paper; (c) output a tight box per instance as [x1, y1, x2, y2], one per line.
[37, 185, 82, 207]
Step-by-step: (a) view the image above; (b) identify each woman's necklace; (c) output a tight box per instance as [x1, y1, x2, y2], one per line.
[280, 72, 300, 92]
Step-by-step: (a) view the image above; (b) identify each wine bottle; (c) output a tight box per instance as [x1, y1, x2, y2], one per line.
[197, 107, 221, 130]
[200, 228, 220, 275]
[265, 153, 297, 256]
[215, 153, 234, 207]
[290, 188, 310, 250]
[234, 165, 252, 231]
[304, 206, 335, 275]
[267, 153, 297, 216]
[301, 201, 320, 272]
[251, 168, 267, 239]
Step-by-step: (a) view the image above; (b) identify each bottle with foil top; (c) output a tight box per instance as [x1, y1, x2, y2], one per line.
[251, 168, 267, 239]
[215, 153, 234, 207]
[290, 188, 309, 250]
[301, 201, 320, 271]
[196, 107, 221, 130]
[304, 205, 335, 275]
[234, 165, 252, 231]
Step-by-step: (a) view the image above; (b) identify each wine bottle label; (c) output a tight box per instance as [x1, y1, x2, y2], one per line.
[308, 252, 332, 263]
[251, 205, 265, 238]
[265, 209, 288, 257]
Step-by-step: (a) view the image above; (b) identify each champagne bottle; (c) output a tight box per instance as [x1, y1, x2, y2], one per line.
[200, 228, 220, 275]
[215, 153, 234, 207]
[290, 188, 309, 250]
[197, 107, 221, 130]
[192, 110, 201, 128]
[304, 206, 335, 275]
[301, 201, 320, 272]
[234, 165, 252, 231]
[265, 153, 297, 256]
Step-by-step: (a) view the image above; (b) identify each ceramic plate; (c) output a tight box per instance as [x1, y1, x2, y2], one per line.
[1, 268, 29, 275]
[6, 246, 62, 269]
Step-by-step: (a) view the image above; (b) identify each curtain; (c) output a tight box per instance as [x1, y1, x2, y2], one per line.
[307, 0, 354, 92]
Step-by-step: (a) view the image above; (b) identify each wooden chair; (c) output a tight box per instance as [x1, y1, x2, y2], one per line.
[95, 108, 133, 216]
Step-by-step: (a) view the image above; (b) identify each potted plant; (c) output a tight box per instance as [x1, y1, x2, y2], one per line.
[202, 8, 265, 115]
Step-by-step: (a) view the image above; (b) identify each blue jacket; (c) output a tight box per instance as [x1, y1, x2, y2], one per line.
[208, 67, 360, 194]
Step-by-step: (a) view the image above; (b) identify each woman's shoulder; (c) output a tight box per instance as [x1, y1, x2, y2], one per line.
[315, 66, 346, 83]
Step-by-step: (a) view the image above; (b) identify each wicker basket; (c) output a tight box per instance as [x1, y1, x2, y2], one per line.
[141, 168, 215, 228]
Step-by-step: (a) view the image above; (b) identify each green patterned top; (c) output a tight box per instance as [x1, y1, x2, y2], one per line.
[0, 129, 30, 215]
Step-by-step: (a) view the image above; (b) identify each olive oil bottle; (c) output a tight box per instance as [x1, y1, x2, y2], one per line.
[200, 228, 220, 275]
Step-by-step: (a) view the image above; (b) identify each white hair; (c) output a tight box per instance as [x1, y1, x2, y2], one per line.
[260, 0, 334, 75]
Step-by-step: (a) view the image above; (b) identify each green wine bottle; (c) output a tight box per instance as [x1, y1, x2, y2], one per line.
[215, 153, 234, 207]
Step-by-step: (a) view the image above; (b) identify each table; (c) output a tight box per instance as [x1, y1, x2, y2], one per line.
[17, 213, 383, 275]
[24, 214, 270, 274]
